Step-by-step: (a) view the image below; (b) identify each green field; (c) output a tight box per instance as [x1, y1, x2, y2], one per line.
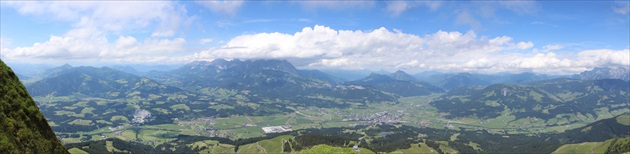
[257, 135, 293, 153]
[616, 114, 630, 126]
[67, 148, 89, 154]
[388, 143, 438, 154]
[300, 144, 375, 154]
[552, 141, 613, 154]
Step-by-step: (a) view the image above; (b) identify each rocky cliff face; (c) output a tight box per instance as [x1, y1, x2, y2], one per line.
[580, 67, 630, 81]
[0, 60, 68, 154]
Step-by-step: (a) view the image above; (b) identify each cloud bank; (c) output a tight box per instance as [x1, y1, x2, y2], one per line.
[5, 25, 627, 74]
[191, 25, 628, 74]
[1, 1, 193, 63]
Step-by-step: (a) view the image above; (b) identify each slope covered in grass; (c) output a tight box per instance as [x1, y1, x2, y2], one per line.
[0, 60, 67, 154]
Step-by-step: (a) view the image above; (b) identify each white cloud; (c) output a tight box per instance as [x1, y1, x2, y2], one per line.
[3, 1, 190, 37]
[3, 28, 186, 63]
[577, 49, 630, 66]
[514, 42, 534, 49]
[197, 0, 244, 16]
[1, 1, 194, 64]
[514, 52, 572, 70]
[544, 44, 564, 51]
[533, 44, 564, 53]
[192, 25, 599, 74]
[3, 23, 627, 74]
[115, 36, 138, 49]
[199, 38, 213, 44]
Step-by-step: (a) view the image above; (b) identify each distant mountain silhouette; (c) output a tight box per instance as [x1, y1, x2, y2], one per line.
[348, 72, 443, 97]
[148, 59, 396, 103]
[26, 66, 190, 99]
[298, 69, 345, 84]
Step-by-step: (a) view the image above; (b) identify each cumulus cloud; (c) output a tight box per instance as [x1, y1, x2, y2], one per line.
[577, 49, 630, 66]
[3, 1, 190, 37]
[2, 23, 627, 74]
[3, 28, 186, 63]
[0, 1, 195, 64]
[533, 44, 564, 53]
[190, 25, 605, 74]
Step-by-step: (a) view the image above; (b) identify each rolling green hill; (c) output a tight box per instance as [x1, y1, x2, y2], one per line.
[552, 139, 614, 154]
[0, 60, 68, 154]
[558, 113, 630, 143]
[552, 137, 630, 154]
[300, 144, 375, 154]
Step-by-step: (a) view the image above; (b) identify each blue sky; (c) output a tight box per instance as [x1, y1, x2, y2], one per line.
[1, 1, 628, 74]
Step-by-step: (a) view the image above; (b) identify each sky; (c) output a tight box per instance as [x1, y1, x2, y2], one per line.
[0, 1, 629, 74]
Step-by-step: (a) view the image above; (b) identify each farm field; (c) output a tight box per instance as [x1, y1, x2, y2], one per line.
[552, 141, 613, 154]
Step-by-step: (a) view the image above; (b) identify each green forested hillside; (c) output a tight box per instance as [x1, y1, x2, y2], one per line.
[0, 60, 68, 154]
[552, 137, 630, 154]
[559, 113, 630, 143]
[606, 137, 630, 154]
[431, 79, 629, 120]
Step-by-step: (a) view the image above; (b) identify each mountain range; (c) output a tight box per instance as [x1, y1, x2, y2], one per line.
[579, 66, 630, 81]
[26, 66, 191, 100]
[415, 72, 568, 90]
[147, 59, 396, 103]
[19, 59, 629, 110]
[432, 78, 629, 120]
[9, 58, 630, 153]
